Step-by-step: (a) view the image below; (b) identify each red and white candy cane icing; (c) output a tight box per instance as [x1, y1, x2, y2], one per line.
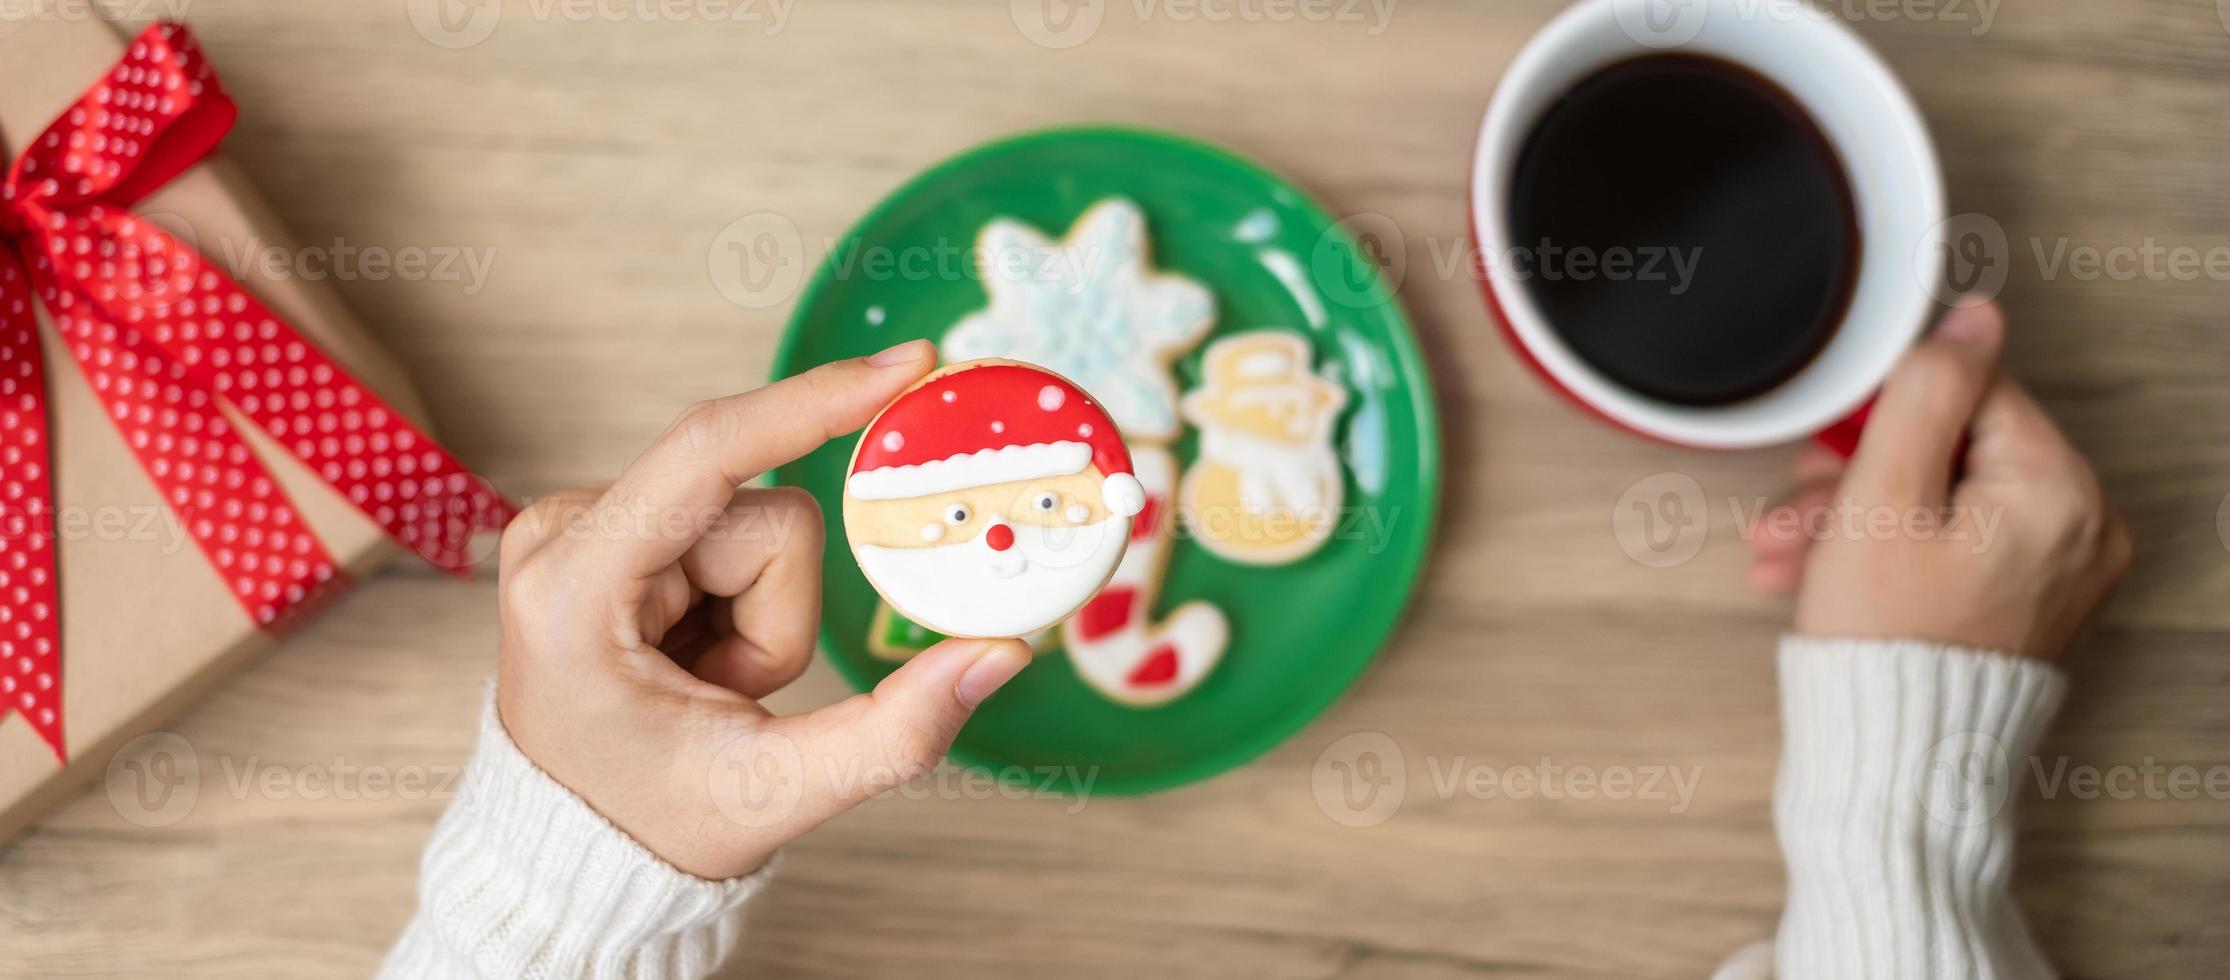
[1062, 445, 1228, 704]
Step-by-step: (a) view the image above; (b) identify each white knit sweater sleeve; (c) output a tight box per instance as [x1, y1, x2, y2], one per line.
[378, 691, 776, 980]
[1714, 636, 2067, 980]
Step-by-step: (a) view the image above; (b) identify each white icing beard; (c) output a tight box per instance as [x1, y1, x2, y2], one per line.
[1199, 428, 1339, 515]
[856, 515, 1131, 638]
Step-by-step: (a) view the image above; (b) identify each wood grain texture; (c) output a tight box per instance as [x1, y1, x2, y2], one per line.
[3, 1, 2229, 977]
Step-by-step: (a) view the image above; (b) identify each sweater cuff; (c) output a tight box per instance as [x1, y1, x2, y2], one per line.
[1772, 635, 2066, 980]
[378, 686, 776, 980]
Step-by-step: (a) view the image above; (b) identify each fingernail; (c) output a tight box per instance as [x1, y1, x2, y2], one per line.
[867, 339, 932, 367]
[956, 642, 1030, 708]
[1936, 305, 1993, 341]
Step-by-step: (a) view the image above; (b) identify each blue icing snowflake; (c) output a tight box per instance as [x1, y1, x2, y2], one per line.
[942, 199, 1213, 442]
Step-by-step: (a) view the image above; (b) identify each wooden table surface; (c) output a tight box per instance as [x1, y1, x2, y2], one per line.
[4, 1, 2229, 976]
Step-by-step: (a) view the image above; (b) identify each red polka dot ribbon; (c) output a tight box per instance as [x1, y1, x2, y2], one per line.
[0, 23, 516, 760]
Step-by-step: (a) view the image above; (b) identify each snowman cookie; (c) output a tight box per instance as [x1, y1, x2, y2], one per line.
[1179, 331, 1349, 566]
[844, 360, 1145, 639]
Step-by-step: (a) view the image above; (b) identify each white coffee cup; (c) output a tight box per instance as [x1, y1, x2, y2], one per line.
[1470, 0, 1945, 450]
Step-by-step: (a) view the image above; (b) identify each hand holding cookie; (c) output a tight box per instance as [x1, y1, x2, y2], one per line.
[494, 340, 1030, 881]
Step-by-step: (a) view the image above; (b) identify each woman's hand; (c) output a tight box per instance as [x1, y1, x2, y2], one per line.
[494, 340, 1031, 880]
[1746, 302, 2131, 660]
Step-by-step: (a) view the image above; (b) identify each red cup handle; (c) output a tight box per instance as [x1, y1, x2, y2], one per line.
[1814, 399, 1875, 459]
[1815, 396, 1971, 484]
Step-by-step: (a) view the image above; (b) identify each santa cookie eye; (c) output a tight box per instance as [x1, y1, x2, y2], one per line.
[1032, 493, 1058, 512]
[945, 505, 971, 525]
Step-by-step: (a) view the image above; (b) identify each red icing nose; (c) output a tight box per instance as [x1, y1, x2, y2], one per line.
[985, 523, 1015, 552]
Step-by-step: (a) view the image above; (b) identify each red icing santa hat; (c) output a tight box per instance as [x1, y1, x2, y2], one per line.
[848, 362, 1145, 517]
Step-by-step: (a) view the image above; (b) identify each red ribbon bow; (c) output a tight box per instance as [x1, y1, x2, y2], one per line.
[0, 23, 515, 760]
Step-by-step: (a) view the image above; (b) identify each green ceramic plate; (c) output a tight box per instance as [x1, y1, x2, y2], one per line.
[769, 126, 1439, 795]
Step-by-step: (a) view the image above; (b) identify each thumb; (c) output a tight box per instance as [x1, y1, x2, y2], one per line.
[1846, 301, 2006, 507]
[776, 638, 1031, 812]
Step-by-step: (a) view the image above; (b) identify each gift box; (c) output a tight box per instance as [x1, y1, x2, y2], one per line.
[0, 17, 511, 842]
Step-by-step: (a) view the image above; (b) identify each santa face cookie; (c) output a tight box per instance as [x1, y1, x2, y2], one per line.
[844, 360, 1146, 640]
[1179, 331, 1349, 566]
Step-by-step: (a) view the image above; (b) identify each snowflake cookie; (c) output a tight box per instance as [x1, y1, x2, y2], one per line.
[941, 199, 1214, 443]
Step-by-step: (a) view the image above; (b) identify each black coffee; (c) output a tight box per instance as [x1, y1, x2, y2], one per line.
[1508, 54, 1859, 406]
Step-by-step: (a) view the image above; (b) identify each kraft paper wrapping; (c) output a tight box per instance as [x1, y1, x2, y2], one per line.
[0, 15, 436, 842]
